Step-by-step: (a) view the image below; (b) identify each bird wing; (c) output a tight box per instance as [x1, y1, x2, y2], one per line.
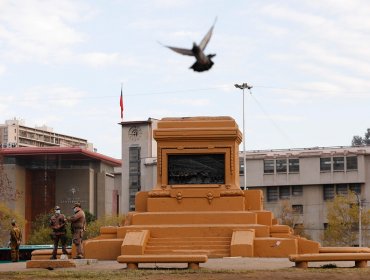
[199, 17, 217, 51]
[165, 46, 194, 56]
[158, 41, 194, 56]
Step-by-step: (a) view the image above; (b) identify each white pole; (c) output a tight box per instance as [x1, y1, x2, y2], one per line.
[234, 83, 253, 190]
[359, 196, 362, 247]
[242, 88, 247, 190]
[355, 193, 362, 247]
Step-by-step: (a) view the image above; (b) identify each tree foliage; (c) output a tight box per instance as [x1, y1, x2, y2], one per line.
[323, 192, 370, 246]
[27, 212, 65, 245]
[27, 210, 124, 245]
[0, 203, 25, 247]
[352, 128, 370, 146]
[84, 214, 125, 240]
[27, 209, 95, 245]
[278, 200, 310, 239]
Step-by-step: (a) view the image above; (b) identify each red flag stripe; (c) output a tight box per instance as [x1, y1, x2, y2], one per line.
[120, 88, 124, 119]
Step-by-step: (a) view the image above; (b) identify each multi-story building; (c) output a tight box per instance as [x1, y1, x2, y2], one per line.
[241, 146, 369, 243]
[0, 118, 119, 242]
[0, 118, 93, 150]
[120, 118, 370, 244]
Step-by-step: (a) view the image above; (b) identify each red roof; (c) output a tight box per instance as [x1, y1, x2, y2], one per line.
[0, 147, 121, 167]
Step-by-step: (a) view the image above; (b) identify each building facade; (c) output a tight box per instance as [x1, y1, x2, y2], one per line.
[120, 119, 370, 244]
[242, 146, 369, 244]
[0, 118, 93, 150]
[120, 118, 158, 212]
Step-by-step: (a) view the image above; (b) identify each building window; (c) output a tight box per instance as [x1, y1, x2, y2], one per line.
[288, 159, 299, 173]
[129, 147, 140, 162]
[336, 184, 348, 195]
[346, 156, 358, 170]
[129, 146, 141, 210]
[323, 184, 335, 200]
[267, 187, 278, 201]
[349, 183, 361, 194]
[320, 158, 331, 172]
[292, 204, 303, 214]
[276, 159, 287, 173]
[279, 186, 290, 199]
[239, 158, 244, 175]
[323, 223, 328, 230]
[264, 160, 274, 174]
[292, 185, 303, 196]
[333, 157, 344, 171]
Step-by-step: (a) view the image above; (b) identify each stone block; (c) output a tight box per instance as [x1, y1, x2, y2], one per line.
[230, 229, 254, 257]
[26, 260, 76, 269]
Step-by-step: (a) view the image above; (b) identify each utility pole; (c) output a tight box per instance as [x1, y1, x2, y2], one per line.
[234, 83, 253, 190]
[355, 192, 362, 247]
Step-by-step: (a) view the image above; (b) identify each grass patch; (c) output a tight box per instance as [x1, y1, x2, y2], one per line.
[0, 268, 254, 280]
[0, 267, 368, 280]
[320, 263, 337, 269]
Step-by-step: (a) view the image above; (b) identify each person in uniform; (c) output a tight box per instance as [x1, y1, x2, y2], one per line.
[49, 205, 68, 259]
[68, 202, 86, 259]
[9, 220, 22, 262]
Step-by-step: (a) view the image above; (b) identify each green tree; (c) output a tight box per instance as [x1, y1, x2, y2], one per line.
[0, 154, 24, 246]
[0, 203, 25, 247]
[27, 212, 71, 245]
[27, 210, 95, 245]
[324, 192, 370, 246]
[352, 128, 370, 146]
[84, 214, 125, 240]
[278, 200, 310, 239]
[27, 210, 124, 244]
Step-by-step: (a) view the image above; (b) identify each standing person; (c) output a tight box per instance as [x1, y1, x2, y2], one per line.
[68, 202, 86, 259]
[49, 206, 68, 259]
[9, 220, 22, 262]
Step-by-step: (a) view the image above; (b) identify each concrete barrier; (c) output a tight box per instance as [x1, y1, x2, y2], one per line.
[117, 254, 208, 269]
[289, 253, 370, 268]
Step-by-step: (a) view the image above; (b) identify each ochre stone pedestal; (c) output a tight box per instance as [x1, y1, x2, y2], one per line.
[84, 117, 340, 267]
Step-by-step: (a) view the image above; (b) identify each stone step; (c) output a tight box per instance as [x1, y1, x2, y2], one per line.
[117, 224, 270, 238]
[147, 237, 231, 245]
[144, 235, 231, 258]
[145, 244, 229, 250]
[147, 241, 230, 246]
[148, 236, 231, 241]
[130, 211, 258, 225]
[144, 249, 230, 258]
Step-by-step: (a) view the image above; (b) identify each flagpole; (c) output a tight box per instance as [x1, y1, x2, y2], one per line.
[120, 83, 124, 121]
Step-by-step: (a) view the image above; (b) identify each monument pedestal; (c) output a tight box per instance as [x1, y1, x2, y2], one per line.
[84, 117, 320, 265]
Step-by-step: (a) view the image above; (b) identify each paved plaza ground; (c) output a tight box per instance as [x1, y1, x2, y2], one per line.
[0, 258, 370, 280]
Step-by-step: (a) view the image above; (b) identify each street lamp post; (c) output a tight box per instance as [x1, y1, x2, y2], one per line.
[355, 193, 362, 247]
[234, 83, 253, 190]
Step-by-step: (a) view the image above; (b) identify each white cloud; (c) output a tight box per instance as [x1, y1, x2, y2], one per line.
[0, 0, 95, 63]
[79, 52, 120, 67]
[166, 98, 210, 106]
[0, 64, 6, 75]
[256, 114, 305, 122]
[21, 85, 86, 108]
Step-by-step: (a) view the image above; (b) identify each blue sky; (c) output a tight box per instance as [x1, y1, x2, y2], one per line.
[1, 0, 369, 159]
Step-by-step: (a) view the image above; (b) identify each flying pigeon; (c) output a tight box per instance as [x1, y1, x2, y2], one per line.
[161, 18, 217, 72]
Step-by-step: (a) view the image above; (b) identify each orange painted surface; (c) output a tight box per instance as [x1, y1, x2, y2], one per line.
[230, 230, 255, 257]
[84, 117, 345, 262]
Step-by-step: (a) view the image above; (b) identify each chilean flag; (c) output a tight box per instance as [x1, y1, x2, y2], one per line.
[120, 87, 124, 119]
